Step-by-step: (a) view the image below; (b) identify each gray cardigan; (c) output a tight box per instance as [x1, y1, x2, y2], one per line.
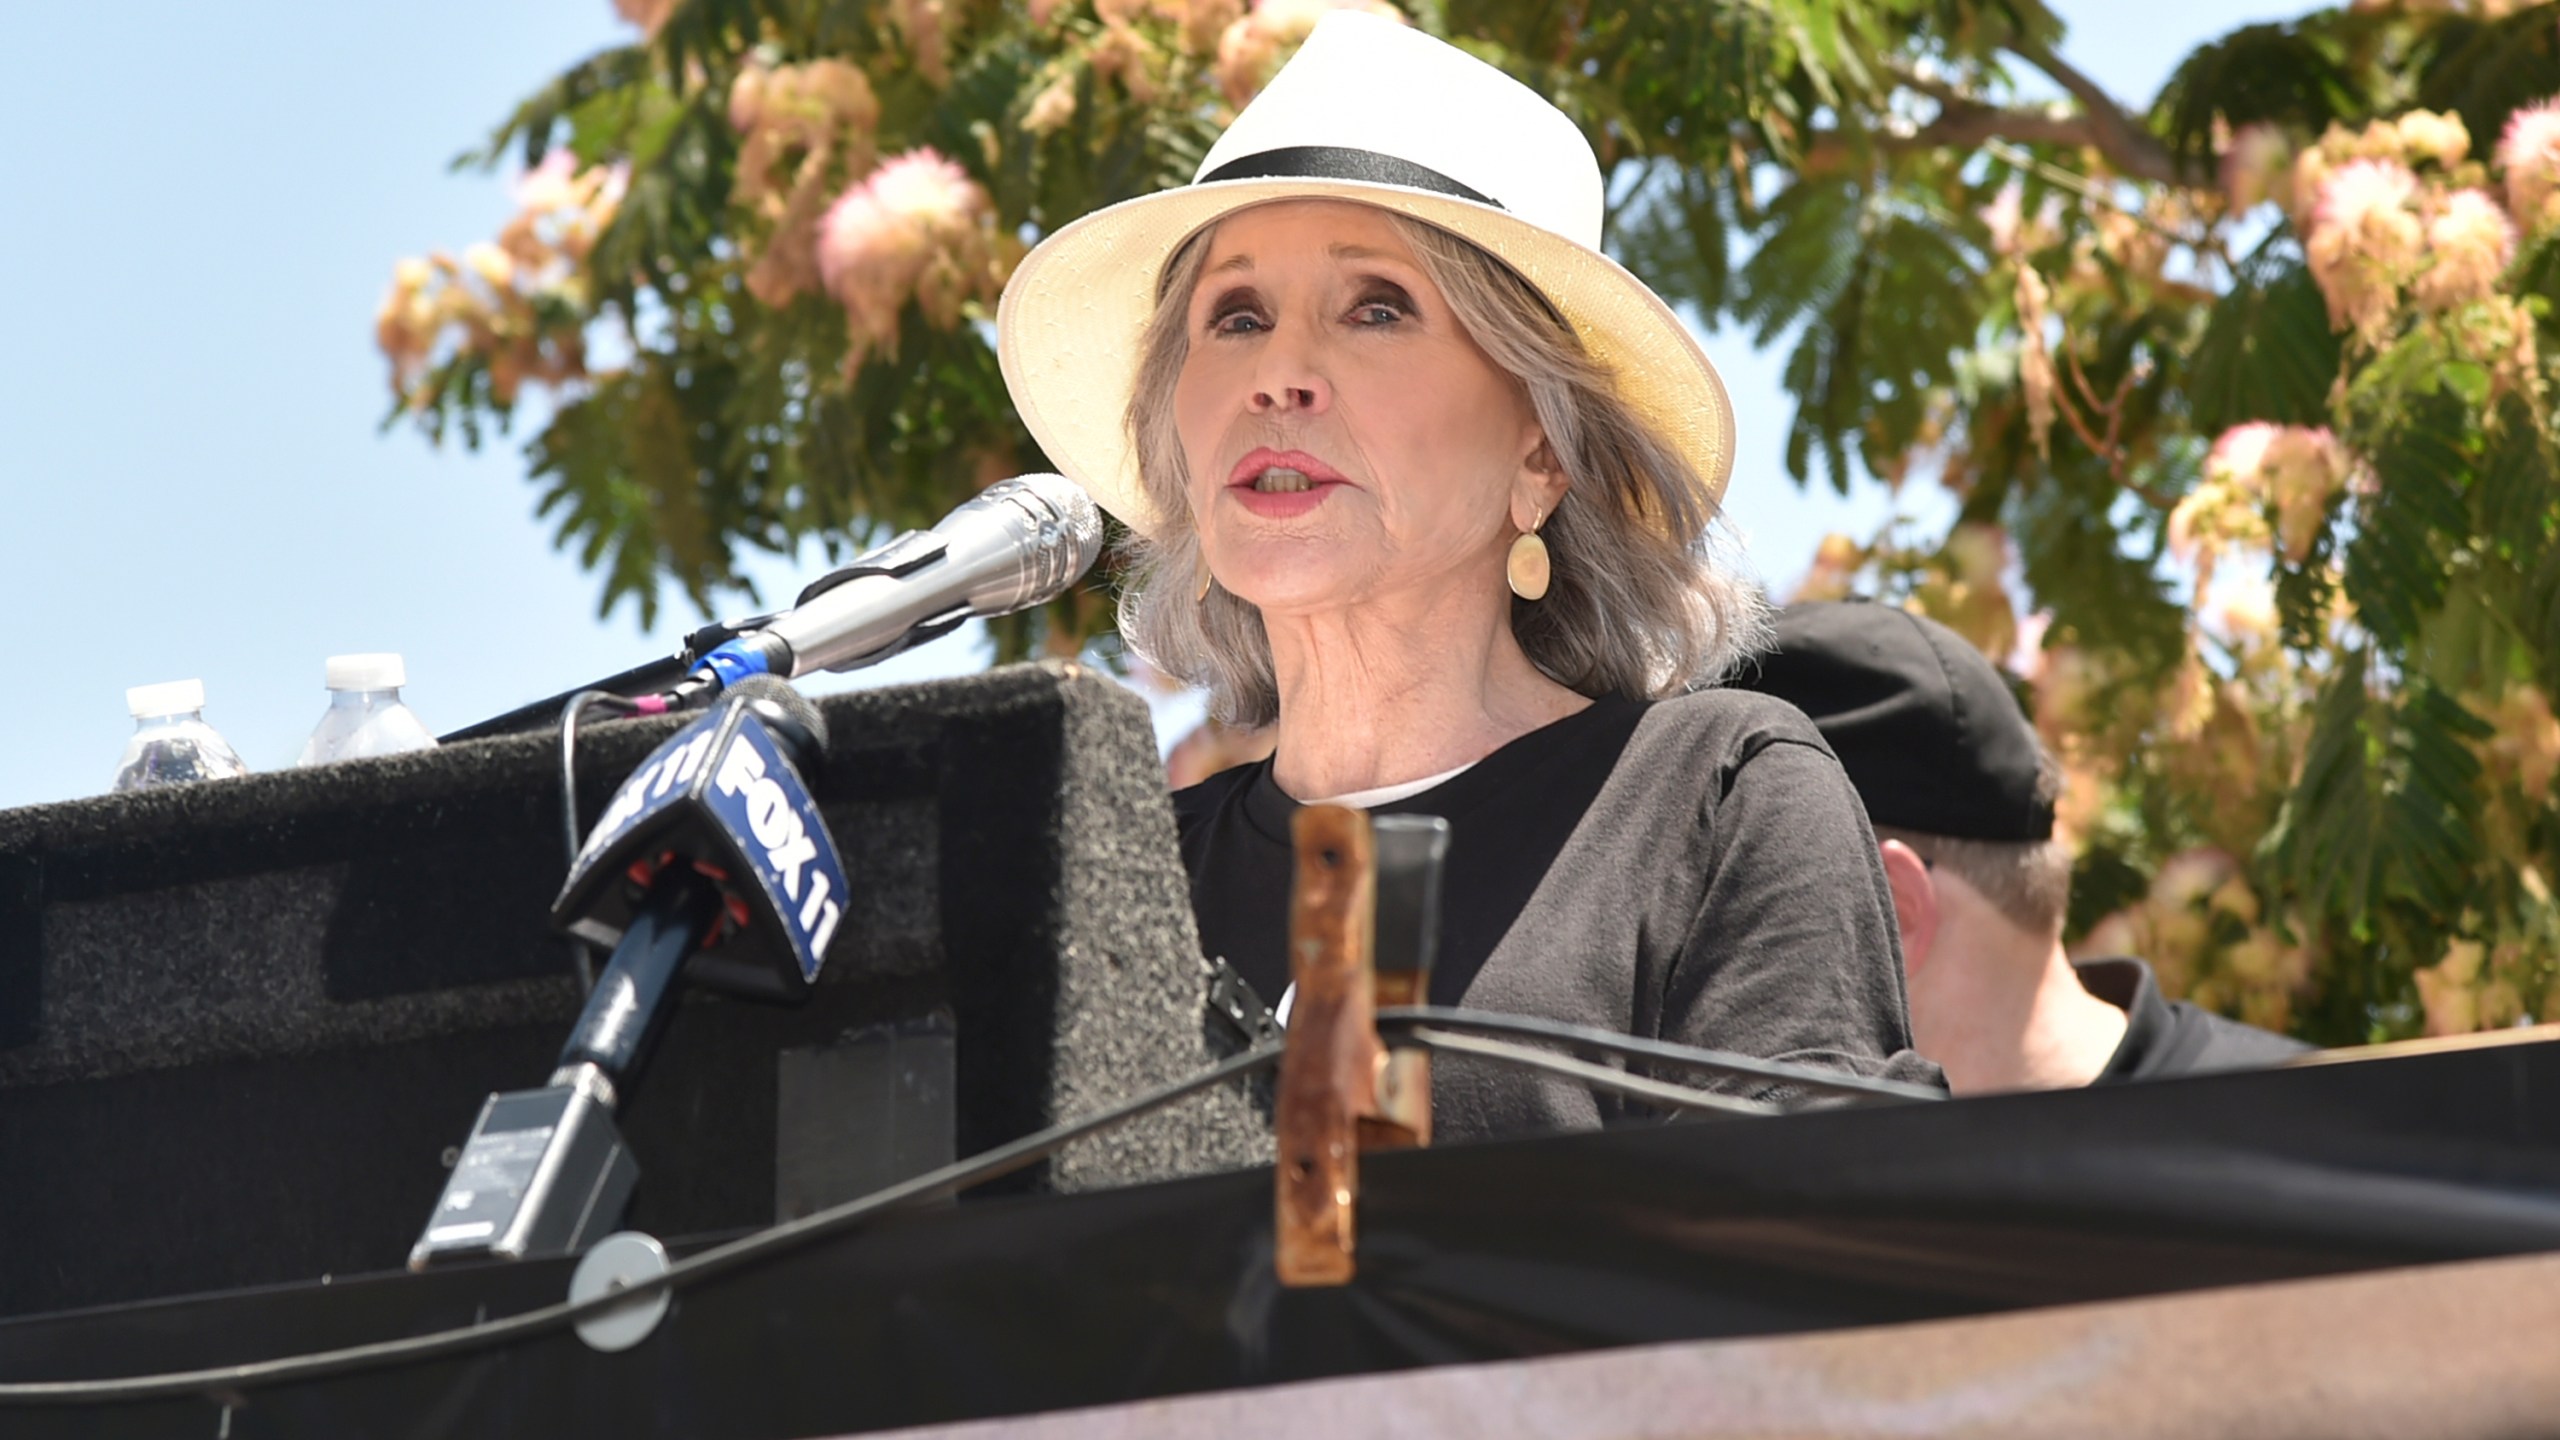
[1175, 688, 1944, 1141]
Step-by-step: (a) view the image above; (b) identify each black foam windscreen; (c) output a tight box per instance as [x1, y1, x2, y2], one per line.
[724, 674, 828, 771]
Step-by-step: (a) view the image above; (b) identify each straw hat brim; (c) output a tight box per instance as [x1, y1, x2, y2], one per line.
[996, 176, 1734, 540]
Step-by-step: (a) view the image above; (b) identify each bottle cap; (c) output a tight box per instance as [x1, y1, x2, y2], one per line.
[325, 653, 406, 691]
[127, 679, 206, 718]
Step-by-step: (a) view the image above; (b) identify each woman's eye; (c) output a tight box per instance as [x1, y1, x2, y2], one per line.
[1208, 306, 1267, 336]
[1350, 299, 1407, 325]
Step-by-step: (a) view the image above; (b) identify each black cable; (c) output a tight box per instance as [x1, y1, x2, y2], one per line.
[1394, 1028, 1781, 1117]
[557, 690, 637, 997]
[1376, 1006, 1945, 1105]
[0, 1044, 1282, 1406]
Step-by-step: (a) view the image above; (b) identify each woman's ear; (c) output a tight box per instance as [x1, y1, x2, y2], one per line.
[1512, 434, 1568, 531]
[1877, 840, 1938, 978]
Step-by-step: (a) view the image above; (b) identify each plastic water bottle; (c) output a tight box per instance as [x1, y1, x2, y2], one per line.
[112, 679, 251, 792]
[296, 654, 439, 766]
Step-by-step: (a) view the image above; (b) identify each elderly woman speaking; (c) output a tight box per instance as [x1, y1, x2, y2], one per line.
[999, 12, 1937, 1136]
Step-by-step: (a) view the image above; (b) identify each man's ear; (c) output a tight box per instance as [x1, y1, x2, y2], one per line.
[1877, 840, 1938, 978]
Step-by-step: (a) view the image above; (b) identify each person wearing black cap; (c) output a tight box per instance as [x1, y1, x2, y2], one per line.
[1733, 600, 2308, 1092]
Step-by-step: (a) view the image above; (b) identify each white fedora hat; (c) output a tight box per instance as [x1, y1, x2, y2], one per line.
[995, 10, 1735, 539]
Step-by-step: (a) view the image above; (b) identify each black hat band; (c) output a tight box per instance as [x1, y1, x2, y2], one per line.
[1196, 146, 1505, 209]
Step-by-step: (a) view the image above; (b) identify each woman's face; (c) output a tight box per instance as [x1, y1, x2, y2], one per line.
[1173, 200, 1547, 618]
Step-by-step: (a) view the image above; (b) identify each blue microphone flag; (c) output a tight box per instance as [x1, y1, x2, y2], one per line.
[558, 700, 847, 991]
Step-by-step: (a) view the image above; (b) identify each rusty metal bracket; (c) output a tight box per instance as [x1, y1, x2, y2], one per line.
[1274, 807, 1449, 1288]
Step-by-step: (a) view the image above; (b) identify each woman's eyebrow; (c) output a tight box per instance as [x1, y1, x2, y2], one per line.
[1329, 242, 1411, 266]
[1202, 244, 1410, 277]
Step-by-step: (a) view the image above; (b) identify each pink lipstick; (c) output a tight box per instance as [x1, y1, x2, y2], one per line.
[1225, 447, 1350, 519]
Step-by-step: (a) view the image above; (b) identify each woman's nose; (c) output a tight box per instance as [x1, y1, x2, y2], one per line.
[1251, 383, 1322, 413]
[1248, 336, 1331, 415]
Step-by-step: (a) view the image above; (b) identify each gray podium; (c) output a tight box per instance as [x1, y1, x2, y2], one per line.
[0, 661, 1264, 1320]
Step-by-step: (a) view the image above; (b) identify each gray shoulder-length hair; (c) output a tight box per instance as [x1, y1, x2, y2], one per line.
[1117, 209, 1766, 727]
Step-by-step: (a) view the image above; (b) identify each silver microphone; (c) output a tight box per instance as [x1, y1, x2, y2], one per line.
[762, 473, 1104, 676]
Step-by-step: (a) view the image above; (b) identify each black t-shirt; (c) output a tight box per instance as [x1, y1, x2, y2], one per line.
[1179, 695, 1649, 1010]
[1172, 689, 1943, 1139]
[2076, 957, 2312, 1081]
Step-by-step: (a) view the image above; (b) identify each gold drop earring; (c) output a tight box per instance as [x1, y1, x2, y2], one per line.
[1196, 558, 1214, 603]
[1507, 504, 1551, 602]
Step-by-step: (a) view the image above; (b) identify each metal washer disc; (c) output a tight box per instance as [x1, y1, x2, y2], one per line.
[569, 1231, 672, 1353]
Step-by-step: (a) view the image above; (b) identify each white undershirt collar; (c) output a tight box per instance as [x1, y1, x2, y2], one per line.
[1303, 760, 1477, 810]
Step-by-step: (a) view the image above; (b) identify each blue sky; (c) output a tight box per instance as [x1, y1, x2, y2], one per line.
[0, 1, 2312, 812]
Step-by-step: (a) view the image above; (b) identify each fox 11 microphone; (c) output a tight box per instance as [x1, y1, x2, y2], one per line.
[409, 675, 848, 1271]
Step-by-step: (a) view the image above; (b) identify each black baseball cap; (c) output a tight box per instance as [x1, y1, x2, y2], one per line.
[1732, 600, 2053, 843]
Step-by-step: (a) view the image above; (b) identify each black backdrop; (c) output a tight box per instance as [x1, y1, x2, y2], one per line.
[4, 1036, 2558, 1439]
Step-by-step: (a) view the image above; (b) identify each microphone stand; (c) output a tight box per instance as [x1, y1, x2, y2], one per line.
[438, 653, 692, 744]
[409, 868, 726, 1270]
[438, 611, 780, 743]
[552, 866, 727, 1097]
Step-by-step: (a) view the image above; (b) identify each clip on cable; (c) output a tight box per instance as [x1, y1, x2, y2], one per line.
[1274, 806, 1449, 1288]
